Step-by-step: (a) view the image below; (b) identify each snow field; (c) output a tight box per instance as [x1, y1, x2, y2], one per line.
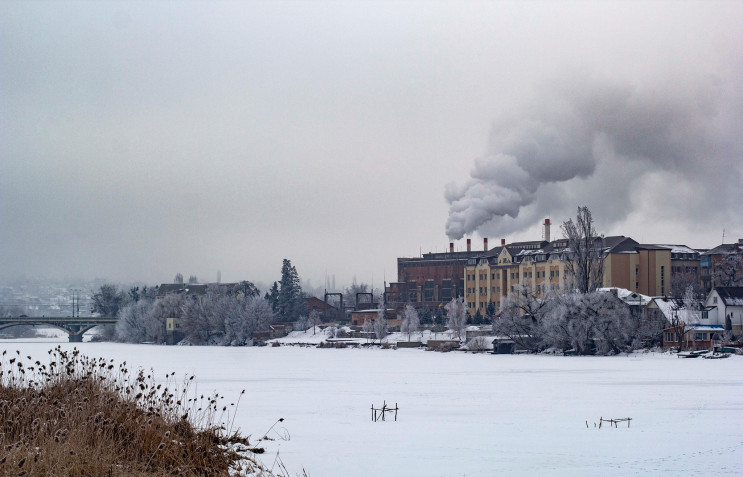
[2, 339, 742, 476]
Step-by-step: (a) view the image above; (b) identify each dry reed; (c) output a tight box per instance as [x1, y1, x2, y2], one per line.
[0, 346, 273, 476]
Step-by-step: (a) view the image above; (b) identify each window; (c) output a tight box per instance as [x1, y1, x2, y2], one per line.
[664, 332, 676, 342]
[693, 332, 707, 341]
[660, 266, 665, 296]
[702, 311, 708, 319]
[713, 297, 718, 304]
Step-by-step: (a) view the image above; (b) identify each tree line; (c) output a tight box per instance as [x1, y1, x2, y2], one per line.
[92, 259, 311, 345]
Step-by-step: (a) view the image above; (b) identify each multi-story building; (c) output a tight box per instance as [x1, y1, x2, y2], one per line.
[462, 220, 678, 316]
[390, 238, 485, 309]
[700, 240, 743, 291]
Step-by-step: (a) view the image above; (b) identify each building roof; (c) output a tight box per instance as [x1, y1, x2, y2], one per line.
[702, 243, 742, 256]
[598, 287, 652, 306]
[714, 287, 743, 306]
[157, 283, 208, 296]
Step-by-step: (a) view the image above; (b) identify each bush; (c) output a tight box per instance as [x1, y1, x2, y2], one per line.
[466, 336, 492, 352]
[0, 347, 274, 476]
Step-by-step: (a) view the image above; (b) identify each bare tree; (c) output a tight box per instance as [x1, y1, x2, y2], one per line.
[671, 270, 703, 298]
[401, 304, 420, 341]
[713, 253, 743, 287]
[561, 206, 604, 293]
[445, 297, 468, 340]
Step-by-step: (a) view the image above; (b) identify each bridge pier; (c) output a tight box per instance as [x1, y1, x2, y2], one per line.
[68, 333, 84, 343]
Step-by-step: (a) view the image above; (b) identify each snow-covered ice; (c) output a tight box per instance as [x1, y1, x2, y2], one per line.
[2, 339, 742, 476]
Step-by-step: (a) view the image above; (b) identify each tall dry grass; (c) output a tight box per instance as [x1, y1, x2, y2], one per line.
[0, 346, 271, 476]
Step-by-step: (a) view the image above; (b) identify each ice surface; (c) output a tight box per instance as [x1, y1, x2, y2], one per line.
[2, 339, 742, 476]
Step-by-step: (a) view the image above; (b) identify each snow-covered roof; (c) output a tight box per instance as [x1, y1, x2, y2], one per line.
[655, 244, 699, 255]
[598, 287, 652, 306]
[715, 287, 743, 306]
[651, 298, 703, 324]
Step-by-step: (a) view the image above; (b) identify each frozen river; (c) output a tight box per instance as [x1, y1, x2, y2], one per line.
[2, 338, 742, 476]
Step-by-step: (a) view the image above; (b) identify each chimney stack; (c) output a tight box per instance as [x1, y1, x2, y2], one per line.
[449, 242, 454, 253]
[466, 238, 471, 252]
[544, 218, 551, 242]
[501, 238, 506, 246]
[483, 237, 488, 251]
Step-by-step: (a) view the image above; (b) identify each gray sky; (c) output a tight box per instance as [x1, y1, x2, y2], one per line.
[2, 1, 742, 290]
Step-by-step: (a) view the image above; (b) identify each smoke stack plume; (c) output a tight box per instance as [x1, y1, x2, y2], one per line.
[443, 74, 738, 241]
[484, 237, 488, 251]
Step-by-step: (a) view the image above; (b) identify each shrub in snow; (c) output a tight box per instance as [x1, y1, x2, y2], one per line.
[466, 336, 492, 352]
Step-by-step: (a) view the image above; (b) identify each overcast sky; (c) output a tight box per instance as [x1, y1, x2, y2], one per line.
[1, 1, 742, 291]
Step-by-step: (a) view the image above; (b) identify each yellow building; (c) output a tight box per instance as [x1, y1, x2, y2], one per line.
[463, 221, 673, 316]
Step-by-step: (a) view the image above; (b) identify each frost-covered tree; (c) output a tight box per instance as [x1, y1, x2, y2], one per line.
[540, 290, 635, 355]
[295, 309, 321, 333]
[188, 275, 199, 284]
[401, 304, 420, 341]
[174, 273, 184, 284]
[374, 298, 388, 341]
[116, 300, 157, 343]
[181, 292, 273, 346]
[561, 206, 604, 293]
[445, 297, 468, 340]
[492, 284, 552, 352]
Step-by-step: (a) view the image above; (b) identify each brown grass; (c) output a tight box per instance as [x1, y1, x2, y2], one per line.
[0, 347, 272, 476]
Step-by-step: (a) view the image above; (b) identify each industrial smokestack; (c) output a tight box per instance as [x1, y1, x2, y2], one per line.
[544, 218, 551, 242]
[501, 238, 506, 246]
[483, 237, 488, 251]
[449, 242, 454, 253]
[466, 238, 471, 252]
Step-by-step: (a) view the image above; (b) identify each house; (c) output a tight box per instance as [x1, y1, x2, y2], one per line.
[349, 308, 400, 329]
[705, 287, 743, 335]
[662, 325, 725, 349]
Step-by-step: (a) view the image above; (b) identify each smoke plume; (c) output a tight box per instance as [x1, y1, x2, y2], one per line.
[445, 73, 743, 240]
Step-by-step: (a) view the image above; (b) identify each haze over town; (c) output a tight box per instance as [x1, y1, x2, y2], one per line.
[2, 1, 742, 289]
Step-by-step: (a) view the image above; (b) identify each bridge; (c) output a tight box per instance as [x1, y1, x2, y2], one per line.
[0, 316, 117, 342]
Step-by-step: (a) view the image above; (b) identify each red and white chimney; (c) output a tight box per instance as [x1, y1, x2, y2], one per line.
[466, 238, 471, 252]
[483, 237, 488, 251]
[449, 242, 454, 253]
[501, 238, 506, 246]
[544, 218, 551, 242]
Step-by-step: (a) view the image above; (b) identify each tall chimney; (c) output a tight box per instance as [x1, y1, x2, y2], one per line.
[466, 238, 471, 252]
[449, 242, 454, 253]
[544, 218, 551, 242]
[501, 238, 506, 246]
[483, 237, 488, 251]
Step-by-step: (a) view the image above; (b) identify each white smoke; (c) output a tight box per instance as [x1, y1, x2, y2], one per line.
[445, 73, 743, 240]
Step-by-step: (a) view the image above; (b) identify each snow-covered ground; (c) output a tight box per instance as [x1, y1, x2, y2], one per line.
[2, 338, 742, 476]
